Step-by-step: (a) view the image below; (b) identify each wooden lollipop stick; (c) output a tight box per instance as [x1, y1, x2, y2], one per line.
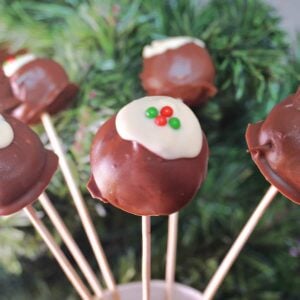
[142, 216, 151, 300]
[38, 193, 103, 298]
[165, 212, 179, 300]
[40, 113, 118, 297]
[202, 185, 278, 300]
[24, 205, 92, 300]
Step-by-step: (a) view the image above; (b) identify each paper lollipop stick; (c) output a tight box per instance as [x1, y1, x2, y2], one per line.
[165, 212, 179, 300]
[3, 56, 118, 298]
[139, 38, 216, 300]
[0, 114, 92, 299]
[40, 112, 117, 295]
[24, 205, 93, 300]
[0, 115, 91, 300]
[207, 89, 300, 300]
[203, 90, 300, 300]
[38, 193, 103, 298]
[202, 185, 278, 300]
[142, 216, 151, 300]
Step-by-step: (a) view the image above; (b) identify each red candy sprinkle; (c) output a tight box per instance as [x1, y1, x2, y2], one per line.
[6, 57, 15, 63]
[160, 106, 173, 117]
[155, 115, 167, 126]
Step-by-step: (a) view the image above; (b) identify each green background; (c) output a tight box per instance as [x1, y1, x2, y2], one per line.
[0, 0, 299, 299]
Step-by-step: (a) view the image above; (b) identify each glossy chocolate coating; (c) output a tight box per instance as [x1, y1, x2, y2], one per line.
[0, 69, 20, 113]
[140, 43, 217, 107]
[246, 89, 300, 204]
[10, 58, 78, 124]
[87, 116, 209, 216]
[0, 114, 58, 215]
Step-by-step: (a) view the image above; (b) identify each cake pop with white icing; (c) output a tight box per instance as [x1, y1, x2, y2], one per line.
[0, 114, 58, 215]
[87, 96, 209, 216]
[140, 37, 217, 107]
[3, 55, 78, 124]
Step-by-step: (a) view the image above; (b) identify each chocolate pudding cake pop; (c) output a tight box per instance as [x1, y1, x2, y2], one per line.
[246, 88, 300, 204]
[3, 56, 78, 124]
[87, 96, 209, 216]
[140, 37, 217, 107]
[0, 69, 20, 113]
[0, 114, 58, 215]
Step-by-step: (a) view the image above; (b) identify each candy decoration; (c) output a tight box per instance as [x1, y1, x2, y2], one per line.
[155, 115, 167, 126]
[145, 106, 158, 118]
[168, 117, 181, 129]
[161, 106, 173, 117]
[118, 97, 202, 160]
[145, 104, 181, 130]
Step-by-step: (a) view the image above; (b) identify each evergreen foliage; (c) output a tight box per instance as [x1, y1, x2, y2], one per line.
[0, 0, 299, 299]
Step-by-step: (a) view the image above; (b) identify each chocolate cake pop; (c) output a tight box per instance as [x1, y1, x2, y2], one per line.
[0, 69, 20, 113]
[246, 88, 300, 204]
[0, 114, 58, 215]
[87, 96, 209, 216]
[4, 57, 78, 124]
[140, 37, 217, 107]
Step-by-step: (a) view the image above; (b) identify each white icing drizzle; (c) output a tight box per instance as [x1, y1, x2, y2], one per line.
[3, 54, 36, 77]
[143, 36, 205, 59]
[0, 115, 14, 149]
[116, 96, 203, 160]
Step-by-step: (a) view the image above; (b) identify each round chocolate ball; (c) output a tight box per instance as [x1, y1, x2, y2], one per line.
[246, 88, 300, 204]
[87, 96, 209, 216]
[0, 114, 58, 215]
[0, 69, 20, 113]
[140, 37, 217, 107]
[8, 58, 78, 124]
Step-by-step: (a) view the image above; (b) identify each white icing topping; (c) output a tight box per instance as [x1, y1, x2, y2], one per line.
[0, 115, 14, 149]
[3, 54, 36, 77]
[116, 96, 203, 160]
[143, 36, 205, 59]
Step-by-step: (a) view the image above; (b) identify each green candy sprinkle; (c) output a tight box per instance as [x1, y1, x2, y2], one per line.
[169, 117, 181, 129]
[145, 107, 158, 119]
